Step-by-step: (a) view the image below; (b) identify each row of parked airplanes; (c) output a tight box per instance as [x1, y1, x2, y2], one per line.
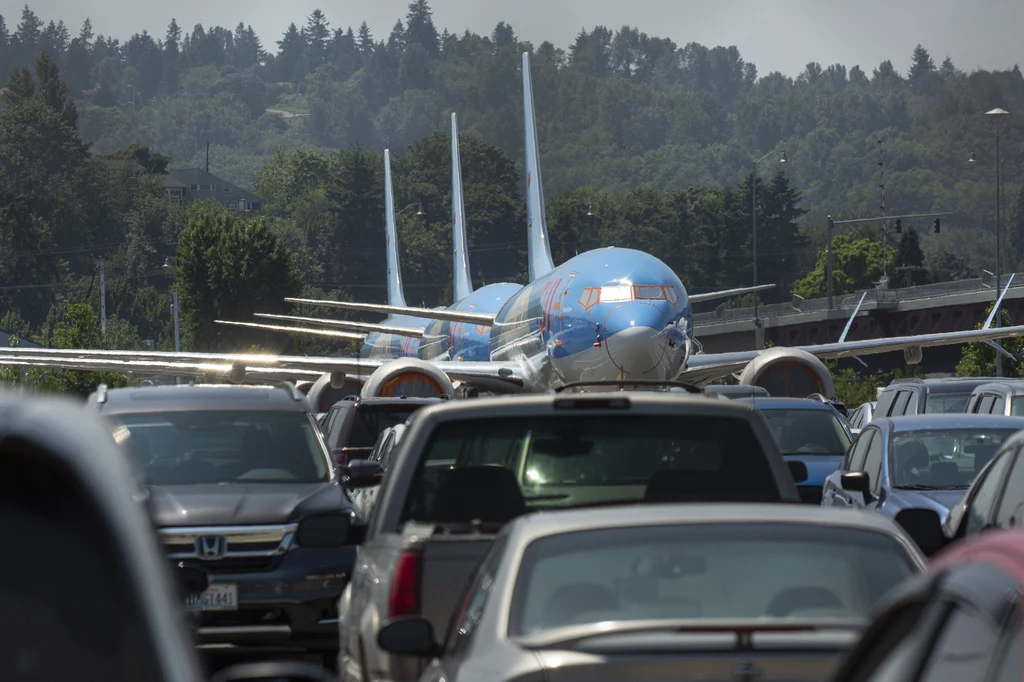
[2, 53, 1024, 396]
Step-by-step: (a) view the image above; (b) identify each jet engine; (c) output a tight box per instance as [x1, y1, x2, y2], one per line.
[736, 347, 835, 399]
[359, 358, 455, 399]
[307, 372, 363, 413]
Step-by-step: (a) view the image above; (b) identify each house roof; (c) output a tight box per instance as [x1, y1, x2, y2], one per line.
[166, 168, 262, 205]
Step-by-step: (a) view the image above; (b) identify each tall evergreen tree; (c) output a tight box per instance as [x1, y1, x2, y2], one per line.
[939, 56, 956, 78]
[304, 9, 330, 69]
[13, 5, 43, 64]
[276, 23, 306, 83]
[404, 0, 439, 57]
[357, 22, 373, 54]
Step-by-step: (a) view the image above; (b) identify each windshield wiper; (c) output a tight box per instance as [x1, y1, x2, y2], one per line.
[893, 484, 940, 490]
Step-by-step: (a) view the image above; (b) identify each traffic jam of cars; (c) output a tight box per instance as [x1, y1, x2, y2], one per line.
[6, 375, 1024, 682]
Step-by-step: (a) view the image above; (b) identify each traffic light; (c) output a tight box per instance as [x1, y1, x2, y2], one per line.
[933, 218, 941, 233]
[894, 219, 902, 234]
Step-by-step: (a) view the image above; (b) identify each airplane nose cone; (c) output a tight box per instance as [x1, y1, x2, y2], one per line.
[602, 303, 672, 377]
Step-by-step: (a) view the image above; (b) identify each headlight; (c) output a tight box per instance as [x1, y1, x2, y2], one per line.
[296, 513, 352, 547]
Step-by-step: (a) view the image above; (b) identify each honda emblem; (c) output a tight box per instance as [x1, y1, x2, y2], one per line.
[195, 535, 228, 559]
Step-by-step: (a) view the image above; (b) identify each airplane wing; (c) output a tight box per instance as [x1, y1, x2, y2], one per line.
[681, 324, 1024, 384]
[253, 313, 424, 338]
[0, 347, 531, 392]
[215, 320, 367, 340]
[284, 297, 495, 325]
[688, 284, 776, 304]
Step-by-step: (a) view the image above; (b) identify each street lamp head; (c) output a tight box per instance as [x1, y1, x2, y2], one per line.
[987, 108, 1010, 117]
[779, 150, 787, 163]
[586, 204, 594, 217]
[415, 203, 425, 217]
[969, 149, 977, 163]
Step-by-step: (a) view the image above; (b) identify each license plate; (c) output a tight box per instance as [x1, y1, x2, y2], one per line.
[185, 583, 237, 611]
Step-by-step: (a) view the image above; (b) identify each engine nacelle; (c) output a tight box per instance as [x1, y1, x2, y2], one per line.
[904, 346, 923, 365]
[737, 347, 836, 399]
[360, 358, 455, 399]
[307, 372, 363, 413]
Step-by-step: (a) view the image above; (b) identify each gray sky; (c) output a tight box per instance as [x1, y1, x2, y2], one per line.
[23, 0, 1024, 77]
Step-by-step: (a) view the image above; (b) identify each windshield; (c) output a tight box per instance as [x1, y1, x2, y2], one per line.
[401, 415, 777, 525]
[924, 393, 971, 414]
[890, 428, 1017, 488]
[760, 408, 851, 455]
[348, 406, 419, 448]
[111, 411, 330, 485]
[508, 523, 916, 637]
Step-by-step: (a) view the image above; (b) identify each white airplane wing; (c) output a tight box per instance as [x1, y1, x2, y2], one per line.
[688, 284, 776, 304]
[253, 313, 424, 338]
[215, 320, 367, 340]
[284, 297, 495, 325]
[682, 324, 1024, 384]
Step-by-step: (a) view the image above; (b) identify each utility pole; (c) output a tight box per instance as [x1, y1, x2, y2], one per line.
[171, 290, 182, 385]
[99, 257, 107, 335]
[988, 108, 1010, 377]
[878, 139, 889, 284]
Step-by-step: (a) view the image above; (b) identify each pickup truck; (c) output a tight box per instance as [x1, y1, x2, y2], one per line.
[336, 392, 805, 682]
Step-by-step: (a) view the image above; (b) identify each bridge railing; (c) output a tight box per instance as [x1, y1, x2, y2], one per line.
[693, 271, 1024, 328]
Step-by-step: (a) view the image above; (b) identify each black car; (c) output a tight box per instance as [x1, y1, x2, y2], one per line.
[87, 382, 362, 658]
[875, 377, 996, 417]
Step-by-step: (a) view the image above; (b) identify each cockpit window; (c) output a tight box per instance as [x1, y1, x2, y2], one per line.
[634, 285, 667, 300]
[599, 285, 632, 302]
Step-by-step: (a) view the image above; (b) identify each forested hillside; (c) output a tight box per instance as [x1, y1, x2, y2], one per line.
[1, 1, 1024, 371]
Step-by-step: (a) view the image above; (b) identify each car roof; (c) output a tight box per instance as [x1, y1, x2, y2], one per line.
[411, 392, 760, 422]
[505, 504, 925, 560]
[971, 380, 1024, 394]
[885, 414, 1024, 431]
[930, 529, 1024, 584]
[88, 383, 312, 414]
[734, 397, 836, 411]
[354, 397, 444, 407]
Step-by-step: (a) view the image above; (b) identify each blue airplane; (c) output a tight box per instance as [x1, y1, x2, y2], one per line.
[10, 53, 1024, 397]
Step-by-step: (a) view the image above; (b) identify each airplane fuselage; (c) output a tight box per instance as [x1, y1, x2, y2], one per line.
[488, 247, 692, 388]
[360, 314, 429, 360]
[418, 282, 523, 362]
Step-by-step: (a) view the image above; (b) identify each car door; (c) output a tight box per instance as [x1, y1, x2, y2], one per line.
[960, 450, 1015, 538]
[827, 428, 875, 507]
[914, 602, 1003, 682]
[861, 430, 886, 510]
[992, 447, 1024, 530]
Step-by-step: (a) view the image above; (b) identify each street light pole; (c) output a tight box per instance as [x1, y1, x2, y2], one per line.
[987, 108, 1010, 377]
[751, 148, 786, 349]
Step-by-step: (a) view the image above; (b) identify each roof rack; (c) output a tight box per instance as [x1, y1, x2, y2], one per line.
[554, 380, 702, 394]
[889, 378, 924, 385]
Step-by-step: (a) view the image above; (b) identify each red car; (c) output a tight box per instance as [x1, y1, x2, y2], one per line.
[831, 529, 1024, 682]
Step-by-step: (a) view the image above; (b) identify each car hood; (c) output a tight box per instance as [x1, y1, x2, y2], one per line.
[148, 481, 343, 527]
[887, 489, 965, 523]
[783, 454, 844, 487]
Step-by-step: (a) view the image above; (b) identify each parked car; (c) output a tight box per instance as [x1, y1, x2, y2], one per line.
[320, 396, 442, 472]
[940, 427, 1024, 544]
[965, 379, 1024, 416]
[376, 504, 925, 682]
[337, 392, 806, 682]
[736, 397, 852, 504]
[830, 529, 1024, 682]
[846, 401, 876, 435]
[88, 383, 362, 659]
[822, 414, 1024, 530]
[874, 377, 995, 417]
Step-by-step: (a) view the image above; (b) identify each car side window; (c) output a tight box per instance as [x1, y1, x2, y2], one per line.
[993, 395, 1007, 415]
[864, 432, 885, 494]
[980, 395, 996, 414]
[445, 536, 508, 657]
[848, 407, 862, 429]
[965, 451, 1014, 536]
[993, 449, 1024, 529]
[890, 391, 910, 416]
[381, 433, 399, 471]
[853, 601, 928, 682]
[917, 604, 999, 682]
[847, 431, 874, 471]
[904, 391, 919, 415]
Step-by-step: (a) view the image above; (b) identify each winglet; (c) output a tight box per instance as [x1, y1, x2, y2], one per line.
[383, 149, 407, 307]
[522, 52, 555, 280]
[451, 113, 473, 302]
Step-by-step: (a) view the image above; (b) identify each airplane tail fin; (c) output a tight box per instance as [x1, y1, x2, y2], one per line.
[451, 113, 474, 302]
[522, 51, 556, 281]
[383, 149, 407, 308]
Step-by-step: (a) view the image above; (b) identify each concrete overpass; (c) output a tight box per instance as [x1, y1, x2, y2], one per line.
[692, 272, 1024, 373]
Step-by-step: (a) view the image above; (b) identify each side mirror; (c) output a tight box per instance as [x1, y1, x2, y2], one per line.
[210, 660, 337, 682]
[177, 565, 209, 597]
[787, 460, 808, 484]
[840, 471, 871, 495]
[377, 617, 439, 658]
[346, 460, 384, 489]
[895, 508, 947, 556]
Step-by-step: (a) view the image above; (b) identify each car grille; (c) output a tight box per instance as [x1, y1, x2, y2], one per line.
[798, 486, 824, 505]
[160, 523, 297, 573]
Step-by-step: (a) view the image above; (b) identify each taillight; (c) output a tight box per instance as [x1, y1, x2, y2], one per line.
[388, 551, 421, 618]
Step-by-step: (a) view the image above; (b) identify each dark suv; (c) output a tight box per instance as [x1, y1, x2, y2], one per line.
[87, 383, 361, 657]
[319, 396, 443, 470]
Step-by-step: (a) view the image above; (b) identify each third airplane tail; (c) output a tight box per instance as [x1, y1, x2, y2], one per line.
[522, 51, 556, 282]
[451, 113, 474, 302]
[383, 149, 407, 308]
